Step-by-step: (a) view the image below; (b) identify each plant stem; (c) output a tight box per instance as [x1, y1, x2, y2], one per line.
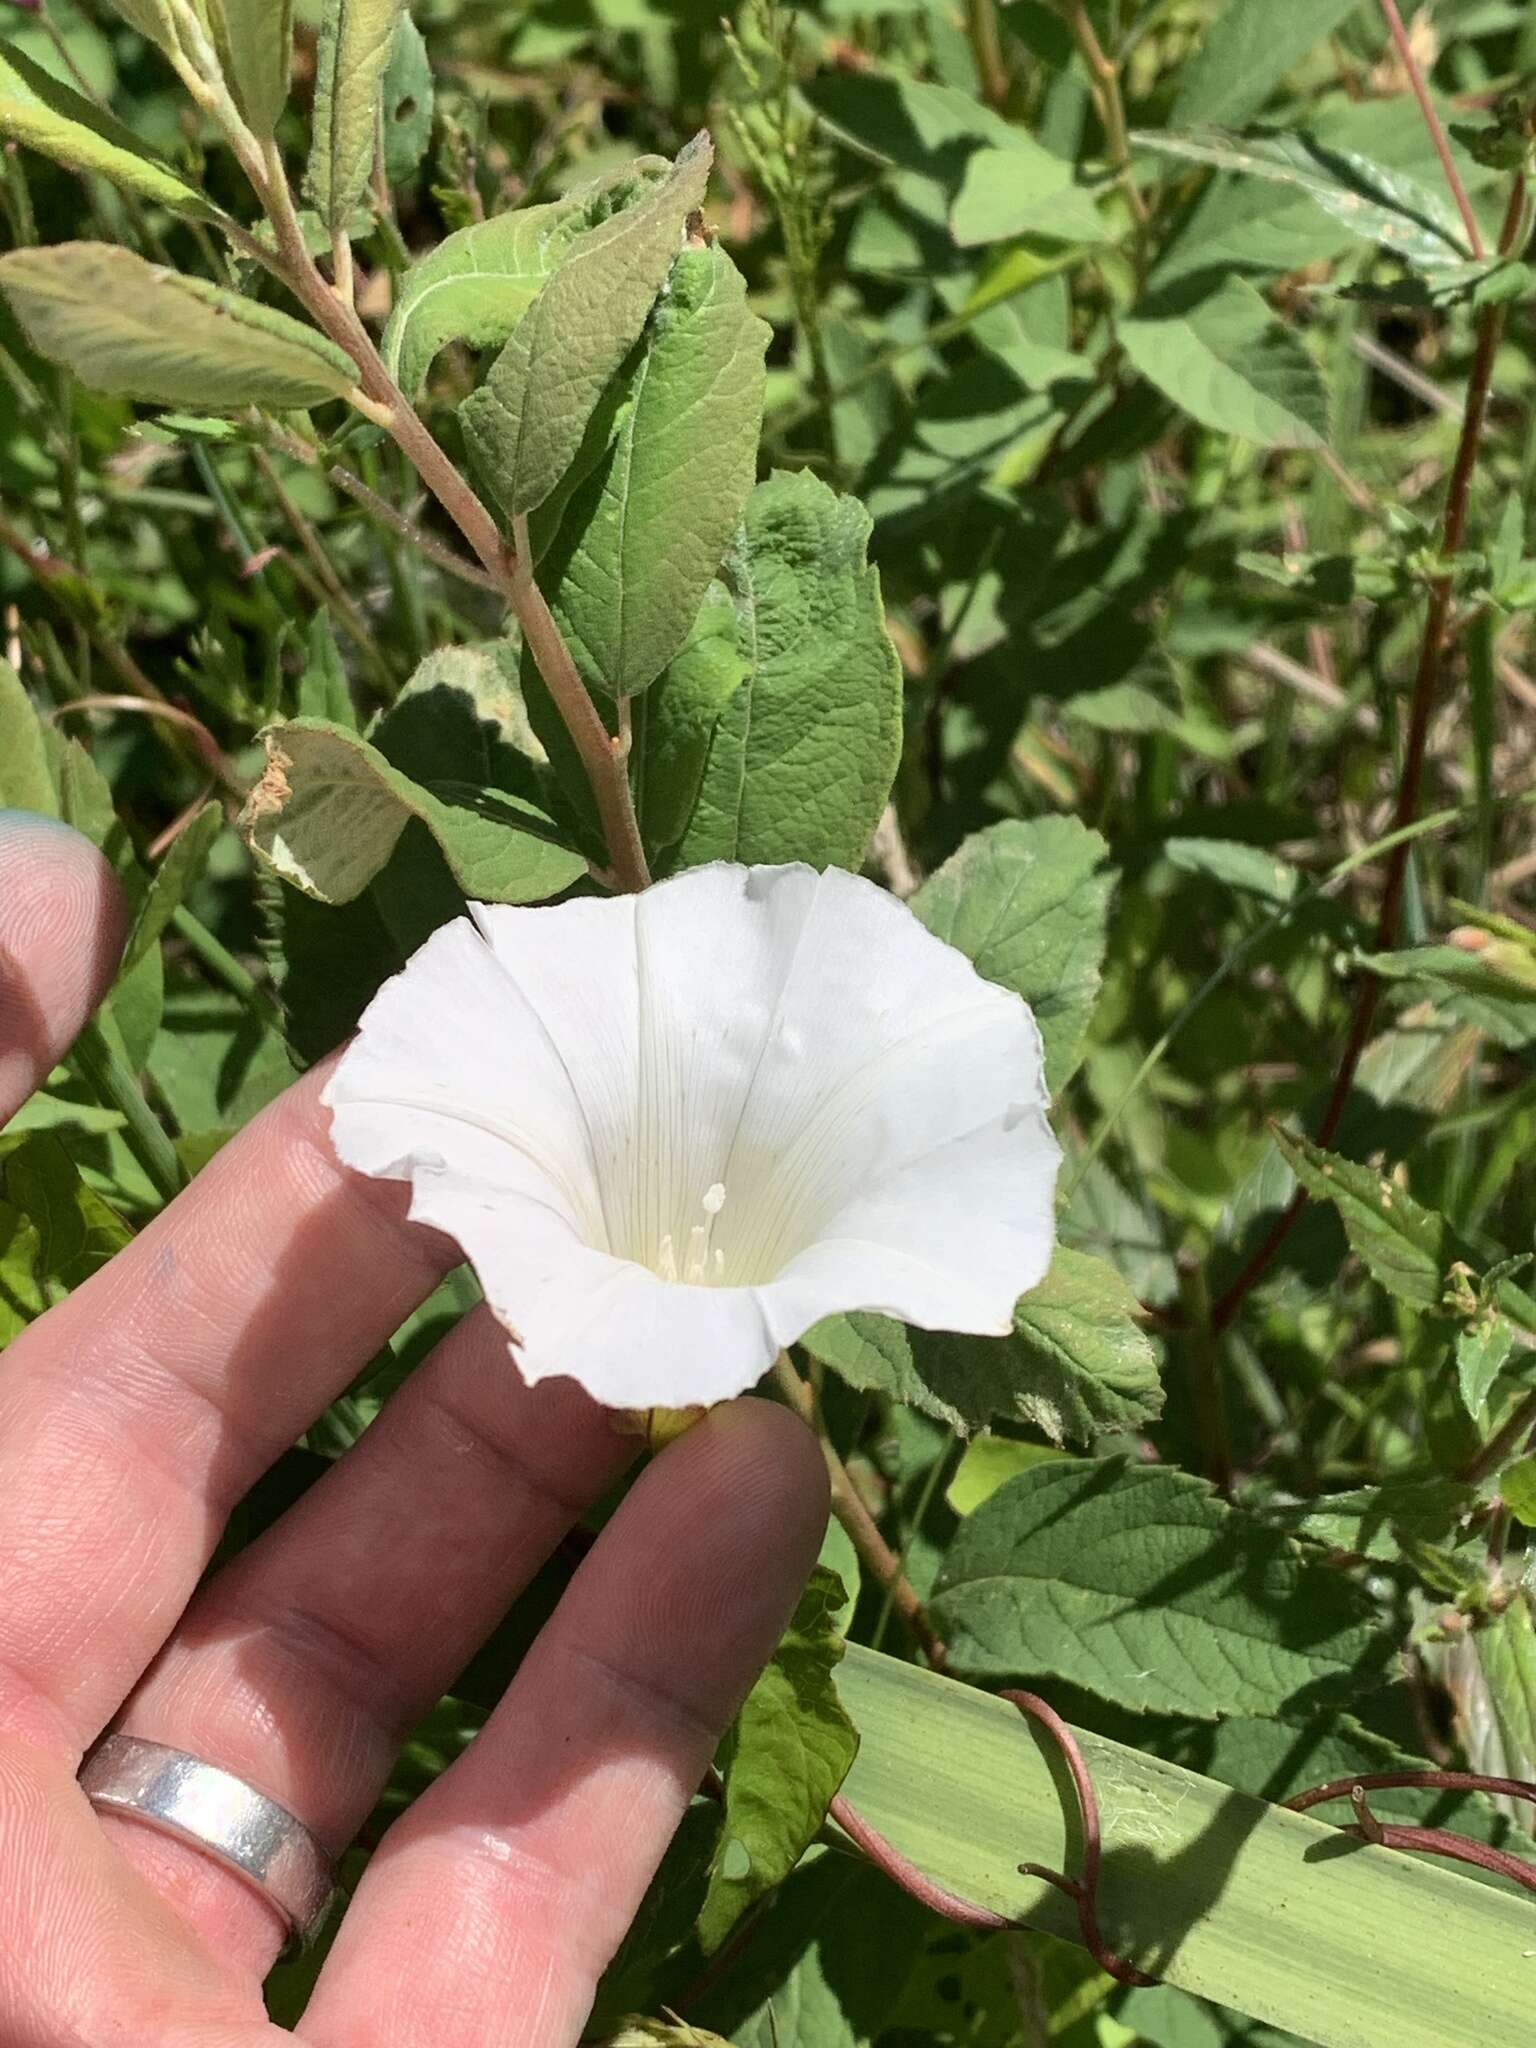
[1177, 1252, 1232, 1493]
[1062, 0, 1149, 238]
[254, 141, 651, 892]
[965, 0, 1010, 111]
[771, 1353, 949, 1671]
[1459, 1387, 1536, 1486]
[1376, 0, 1485, 260]
[171, 904, 286, 1032]
[1210, 174, 1525, 1334]
[71, 1017, 187, 1204]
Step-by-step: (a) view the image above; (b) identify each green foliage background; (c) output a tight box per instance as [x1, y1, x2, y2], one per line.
[2, 0, 1536, 2043]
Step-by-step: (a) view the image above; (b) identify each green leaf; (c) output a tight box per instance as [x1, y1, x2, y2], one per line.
[0, 1200, 46, 1346]
[632, 583, 749, 862]
[1458, 1314, 1516, 1425]
[1119, 277, 1328, 448]
[121, 801, 223, 977]
[806, 1249, 1163, 1445]
[0, 243, 356, 409]
[297, 615, 357, 726]
[1171, 0, 1362, 130]
[101, 0, 180, 53]
[698, 1566, 858, 1955]
[679, 470, 901, 870]
[460, 133, 712, 520]
[380, 11, 431, 188]
[0, 659, 54, 813]
[536, 241, 768, 703]
[0, 37, 216, 219]
[208, 0, 292, 138]
[242, 718, 583, 906]
[307, 0, 405, 232]
[931, 1454, 1390, 1716]
[1274, 1128, 1451, 1313]
[691, 1849, 930, 2047]
[1268, 1478, 1477, 1562]
[1499, 1455, 1536, 1528]
[946, 1436, 1071, 1516]
[1164, 835, 1300, 905]
[1133, 128, 1472, 271]
[913, 816, 1112, 1094]
[1477, 1592, 1536, 1775]
[949, 142, 1111, 248]
[381, 163, 667, 398]
[2, 1133, 132, 1304]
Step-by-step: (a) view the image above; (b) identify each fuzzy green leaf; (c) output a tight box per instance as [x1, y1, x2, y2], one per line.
[460, 134, 712, 519]
[209, 0, 292, 138]
[0, 243, 355, 408]
[536, 241, 768, 703]
[914, 817, 1112, 1093]
[1171, 0, 1363, 130]
[242, 718, 582, 907]
[1274, 1129, 1450, 1312]
[931, 1455, 1391, 1717]
[307, 0, 405, 231]
[806, 1249, 1163, 1445]
[698, 1567, 858, 1955]
[1120, 277, 1329, 447]
[632, 583, 749, 861]
[0, 38, 216, 218]
[679, 470, 901, 870]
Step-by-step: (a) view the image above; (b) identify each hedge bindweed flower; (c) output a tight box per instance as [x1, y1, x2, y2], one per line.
[324, 863, 1059, 1409]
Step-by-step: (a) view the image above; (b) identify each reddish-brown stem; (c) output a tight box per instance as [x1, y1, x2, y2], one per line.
[826, 1692, 1156, 1987]
[1285, 1773, 1536, 1897]
[1376, 0, 1485, 260]
[1211, 174, 1526, 1334]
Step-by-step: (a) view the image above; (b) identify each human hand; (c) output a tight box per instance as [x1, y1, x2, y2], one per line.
[0, 811, 828, 2048]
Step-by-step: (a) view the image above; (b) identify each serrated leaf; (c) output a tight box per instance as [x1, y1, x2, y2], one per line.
[679, 470, 901, 871]
[913, 816, 1111, 1093]
[931, 1454, 1391, 1717]
[0, 38, 216, 219]
[208, 0, 292, 138]
[380, 11, 431, 187]
[1119, 276, 1328, 448]
[461, 135, 712, 520]
[382, 162, 668, 397]
[698, 1566, 858, 1955]
[0, 243, 355, 409]
[1133, 128, 1471, 271]
[1170, 0, 1362, 130]
[536, 241, 768, 704]
[241, 718, 582, 906]
[632, 582, 748, 861]
[121, 801, 223, 977]
[805, 1249, 1163, 1444]
[1274, 1128, 1450, 1312]
[307, 0, 405, 232]
[1458, 1314, 1516, 1425]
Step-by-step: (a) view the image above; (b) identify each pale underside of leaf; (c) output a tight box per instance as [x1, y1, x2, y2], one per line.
[307, 0, 405, 230]
[0, 242, 356, 409]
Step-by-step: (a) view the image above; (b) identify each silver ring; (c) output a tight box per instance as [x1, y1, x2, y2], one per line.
[80, 1735, 337, 1951]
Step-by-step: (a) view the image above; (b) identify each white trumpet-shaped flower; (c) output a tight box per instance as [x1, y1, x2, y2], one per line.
[324, 863, 1060, 1409]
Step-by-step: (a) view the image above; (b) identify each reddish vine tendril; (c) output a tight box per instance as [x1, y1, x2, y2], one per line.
[828, 1689, 1156, 1986]
[1283, 1771, 1536, 1897]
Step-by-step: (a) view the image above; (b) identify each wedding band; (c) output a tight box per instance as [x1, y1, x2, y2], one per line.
[80, 1735, 337, 1951]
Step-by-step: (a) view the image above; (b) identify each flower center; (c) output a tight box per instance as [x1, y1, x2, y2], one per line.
[656, 1181, 728, 1286]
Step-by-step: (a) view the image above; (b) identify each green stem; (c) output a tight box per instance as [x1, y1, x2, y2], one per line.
[965, 0, 1010, 110]
[171, 905, 286, 1034]
[71, 1017, 187, 1204]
